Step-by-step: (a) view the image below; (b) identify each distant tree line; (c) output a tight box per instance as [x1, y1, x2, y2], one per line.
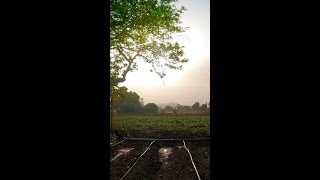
[158, 102, 209, 114]
[113, 87, 209, 115]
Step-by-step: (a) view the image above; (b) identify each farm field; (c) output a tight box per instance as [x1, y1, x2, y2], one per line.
[110, 115, 210, 143]
[110, 115, 210, 180]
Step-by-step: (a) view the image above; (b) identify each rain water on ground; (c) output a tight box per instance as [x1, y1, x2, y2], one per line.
[111, 148, 134, 162]
[158, 148, 172, 168]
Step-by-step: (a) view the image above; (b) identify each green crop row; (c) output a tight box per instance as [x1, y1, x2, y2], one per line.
[111, 115, 210, 138]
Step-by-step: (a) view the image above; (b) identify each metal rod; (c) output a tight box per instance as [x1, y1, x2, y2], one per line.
[110, 139, 125, 148]
[183, 140, 202, 180]
[124, 137, 210, 141]
[119, 140, 155, 180]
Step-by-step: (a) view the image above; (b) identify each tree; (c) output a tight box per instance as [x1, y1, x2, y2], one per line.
[192, 102, 200, 112]
[200, 104, 208, 111]
[164, 105, 174, 113]
[110, 86, 130, 130]
[144, 103, 159, 114]
[109, 0, 189, 130]
[176, 104, 183, 113]
[173, 107, 177, 113]
[182, 105, 191, 113]
[159, 107, 166, 113]
[114, 87, 143, 115]
[110, 0, 189, 91]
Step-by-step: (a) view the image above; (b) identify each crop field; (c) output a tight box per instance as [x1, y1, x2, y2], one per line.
[110, 115, 210, 180]
[111, 115, 210, 142]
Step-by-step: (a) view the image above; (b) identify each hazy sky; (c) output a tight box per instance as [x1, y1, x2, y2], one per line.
[121, 0, 210, 106]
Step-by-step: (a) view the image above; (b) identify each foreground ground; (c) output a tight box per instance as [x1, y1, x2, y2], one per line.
[110, 140, 210, 180]
[109, 115, 210, 179]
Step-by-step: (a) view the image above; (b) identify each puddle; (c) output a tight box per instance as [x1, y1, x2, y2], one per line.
[157, 147, 173, 175]
[119, 148, 134, 153]
[111, 148, 134, 162]
[158, 148, 172, 163]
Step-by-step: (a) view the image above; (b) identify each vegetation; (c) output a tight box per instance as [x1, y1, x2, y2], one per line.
[143, 103, 159, 114]
[112, 86, 209, 115]
[110, 0, 189, 96]
[200, 103, 208, 111]
[176, 104, 183, 112]
[113, 87, 143, 115]
[192, 102, 200, 112]
[164, 105, 174, 113]
[182, 105, 192, 112]
[109, 0, 190, 130]
[112, 115, 210, 138]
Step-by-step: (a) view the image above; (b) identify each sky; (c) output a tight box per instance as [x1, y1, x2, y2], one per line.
[121, 0, 210, 106]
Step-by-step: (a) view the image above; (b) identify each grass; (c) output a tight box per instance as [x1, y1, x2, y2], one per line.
[110, 115, 210, 139]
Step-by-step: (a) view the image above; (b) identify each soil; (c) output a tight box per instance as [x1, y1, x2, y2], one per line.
[109, 140, 210, 180]
[185, 141, 210, 180]
[110, 141, 151, 180]
[115, 129, 210, 139]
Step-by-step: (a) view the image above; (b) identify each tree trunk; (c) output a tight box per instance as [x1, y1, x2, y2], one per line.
[110, 97, 113, 131]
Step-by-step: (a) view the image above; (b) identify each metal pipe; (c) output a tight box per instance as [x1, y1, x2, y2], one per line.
[119, 140, 155, 180]
[183, 140, 201, 180]
[124, 137, 210, 141]
[110, 139, 125, 148]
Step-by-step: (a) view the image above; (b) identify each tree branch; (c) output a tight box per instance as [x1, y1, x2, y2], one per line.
[116, 47, 130, 61]
[114, 49, 142, 83]
[114, 47, 132, 83]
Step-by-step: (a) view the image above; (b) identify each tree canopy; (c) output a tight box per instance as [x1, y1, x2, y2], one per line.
[110, 0, 189, 96]
[176, 104, 183, 113]
[164, 105, 174, 113]
[200, 104, 208, 111]
[192, 102, 200, 112]
[144, 103, 159, 114]
[113, 87, 143, 114]
[182, 105, 191, 112]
